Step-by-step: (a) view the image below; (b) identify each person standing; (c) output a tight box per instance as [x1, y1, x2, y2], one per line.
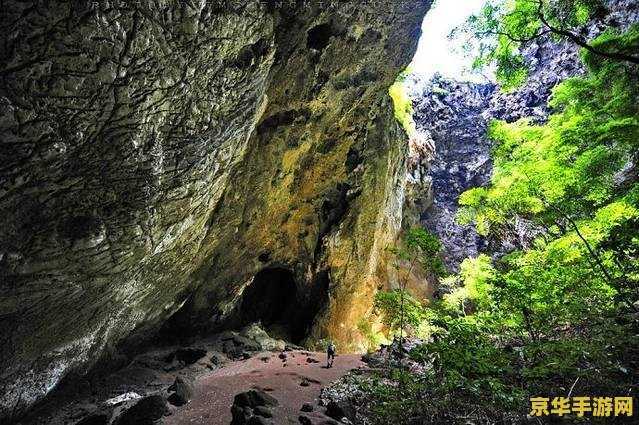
[326, 341, 336, 368]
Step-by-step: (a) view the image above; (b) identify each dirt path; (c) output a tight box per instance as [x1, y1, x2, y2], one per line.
[165, 350, 365, 425]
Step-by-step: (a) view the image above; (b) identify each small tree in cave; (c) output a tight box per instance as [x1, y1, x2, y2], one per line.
[374, 290, 426, 336]
[375, 228, 446, 350]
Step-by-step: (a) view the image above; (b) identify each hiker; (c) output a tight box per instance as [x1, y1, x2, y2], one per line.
[326, 341, 336, 368]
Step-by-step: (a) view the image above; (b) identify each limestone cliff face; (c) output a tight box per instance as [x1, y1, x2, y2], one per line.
[0, 0, 431, 419]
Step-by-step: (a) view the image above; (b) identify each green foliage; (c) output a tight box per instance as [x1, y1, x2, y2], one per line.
[373, 290, 426, 336]
[441, 27, 638, 419]
[389, 68, 417, 136]
[441, 255, 495, 312]
[392, 227, 448, 277]
[374, 228, 445, 342]
[582, 23, 639, 69]
[457, 34, 639, 308]
[357, 26, 639, 424]
[357, 318, 386, 353]
[459, 0, 636, 89]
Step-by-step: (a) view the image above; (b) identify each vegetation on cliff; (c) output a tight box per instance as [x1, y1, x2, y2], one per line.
[464, 0, 639, 89]
[389, 68, 418, 136]
[357, 11, 639, 425]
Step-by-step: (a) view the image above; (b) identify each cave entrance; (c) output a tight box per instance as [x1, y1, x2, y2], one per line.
[239, 267, 305, 342]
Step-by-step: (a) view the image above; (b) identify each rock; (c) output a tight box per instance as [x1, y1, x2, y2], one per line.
[114, 395, 169, 425]
[300, 379, 310, 387]
[210, 353, 225, 365]
[233, 392, 254, 409]
[165, 348, 207, 365]
[219, 331, 238, 341]
[254, 405, 274, 418]
[325, 400, 355, 422]
[301, 403, 314, 412]
[232, 334, 262, 352]
[298, 415, 313, 425]
[231, 404, 253, 425]
[167, 376, 195, 406]
[218, 331, 263, 359]
[223, 342, 245, 360]
[240, 323, 287, 351]
[361, 352, 385, 368]
[278, 353, 287, 360]
[76, 413, 109, 425]
[247, 416, 273, 425]
[104, 392, 142, 407]
[231, 389, 278, 425]
[306, 357, 320, 364]
[234, 390, 279, 408]
[0, 0, 435, 419]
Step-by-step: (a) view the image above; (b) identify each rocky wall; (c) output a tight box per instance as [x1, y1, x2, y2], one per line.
[0, 0, 431, 419]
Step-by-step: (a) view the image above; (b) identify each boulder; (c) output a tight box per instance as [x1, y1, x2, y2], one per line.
[114, 395, 169, 425]
[298, 415, 312, 425]
[232, 334, 262, 352]
[247, 415, 273, 425]
[254, 406, 274, 418]
[167, 376, 195, 406]
[209, 352, 226, 366]
[325, 400, 355, 422]
[240, 323, 286, 351]
[251, 390, 279, 408]
[234, 389, 279, 408]
[231, 404, 253, 425]
[231, 389, 279, 425]
[222, 341, 245, 360]
[165, 348, 207, 366]
[361, 352, 386, 368]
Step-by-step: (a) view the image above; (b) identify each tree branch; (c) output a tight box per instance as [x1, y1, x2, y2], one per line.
[535, 0, 639, 64]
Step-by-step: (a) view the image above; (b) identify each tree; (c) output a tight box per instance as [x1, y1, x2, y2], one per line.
[355, 24, 639, 425]
[457, 34, 639, 307]
[373, 290, 426, 336]
[380, 228, 445, 348]
[459, 0, 639, 88]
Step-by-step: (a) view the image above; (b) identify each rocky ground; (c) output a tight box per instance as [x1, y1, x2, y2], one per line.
[317, 339, 427, 425]
[15, 324, 366, 425]
[167, 350, 365, 425]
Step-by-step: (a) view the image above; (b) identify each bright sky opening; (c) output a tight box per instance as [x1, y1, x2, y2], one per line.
[410, 0, 490, 82]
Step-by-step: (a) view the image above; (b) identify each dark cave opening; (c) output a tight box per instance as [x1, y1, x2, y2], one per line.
[238, 267, 305, 342]
[306, 23, 333, 50]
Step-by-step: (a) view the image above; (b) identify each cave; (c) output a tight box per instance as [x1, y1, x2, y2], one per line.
[0, 0, 434, 420]
[238, 267, 304, 341]
[306, 23, 333, 50]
